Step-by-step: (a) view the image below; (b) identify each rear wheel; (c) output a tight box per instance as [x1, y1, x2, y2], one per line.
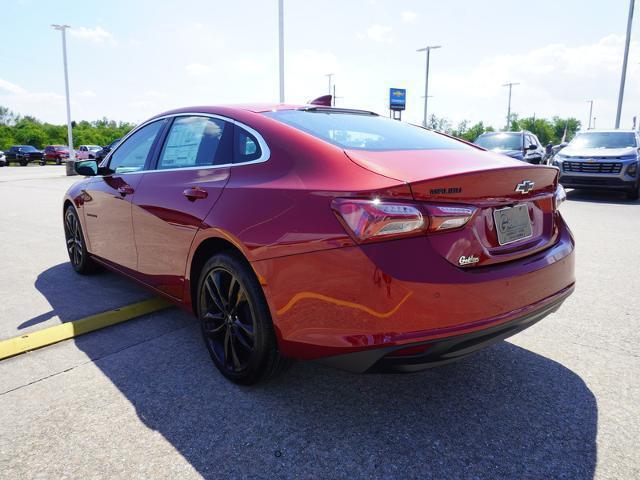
[197, 253, 291, 385]
[64, 206, 99, 274]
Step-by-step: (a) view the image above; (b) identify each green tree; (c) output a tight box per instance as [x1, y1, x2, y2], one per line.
[0, 105, 135, 150]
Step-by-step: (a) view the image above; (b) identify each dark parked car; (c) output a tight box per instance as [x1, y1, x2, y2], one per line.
[95, 138, 121, 163]
[63, 104, 574, 384]
[43, 145, 70, 165]
[474, 131, 545, 164]
[5, 145, 44, 166]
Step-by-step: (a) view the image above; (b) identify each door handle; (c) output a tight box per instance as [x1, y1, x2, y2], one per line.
[183, 187, 208, 201]
[117, 185, 135, 196]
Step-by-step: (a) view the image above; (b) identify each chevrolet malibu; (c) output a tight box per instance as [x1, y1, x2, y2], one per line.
[63, 104, 575, 384]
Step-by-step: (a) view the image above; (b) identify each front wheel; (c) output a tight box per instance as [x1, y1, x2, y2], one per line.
[627, 182, 640, 200]
[64, 206, 99, 274]
[197, 253, 291, 385]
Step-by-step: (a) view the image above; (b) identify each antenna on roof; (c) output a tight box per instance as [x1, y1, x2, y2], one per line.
[308, 95, 332, 106]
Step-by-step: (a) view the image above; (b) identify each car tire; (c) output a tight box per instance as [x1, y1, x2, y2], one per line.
[19, 160, 27, 166]
[627, 182, 640, 201]
[56, 158, 61, 165]
[64, 206, 99, 274]
[197, 252, 291, 385]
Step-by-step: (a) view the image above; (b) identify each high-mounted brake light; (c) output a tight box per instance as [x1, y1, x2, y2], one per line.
[332, 199, 477, 243]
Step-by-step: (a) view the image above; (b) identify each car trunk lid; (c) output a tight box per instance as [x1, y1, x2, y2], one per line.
[345, 148, 560, 267]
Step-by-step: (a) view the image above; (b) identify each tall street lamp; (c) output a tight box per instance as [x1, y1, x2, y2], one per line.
[502, 82, 520, 131]
[615, 0, 635, 129]
[51, 24, 75, 173]
[325, 73, 334, 95]
[417, 45, 441, 127]
[278, 0, 285, 103]
[586, 100, 594, 129]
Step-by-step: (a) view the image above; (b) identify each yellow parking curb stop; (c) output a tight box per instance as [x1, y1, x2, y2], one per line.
[0, 297, 173, 361]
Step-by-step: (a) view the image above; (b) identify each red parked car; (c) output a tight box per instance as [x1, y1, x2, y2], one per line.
[43, 145, 70, 165]
[63, 104, 575, 384]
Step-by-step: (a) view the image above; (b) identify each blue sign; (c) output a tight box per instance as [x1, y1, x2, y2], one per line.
[389, 88, 406, 111]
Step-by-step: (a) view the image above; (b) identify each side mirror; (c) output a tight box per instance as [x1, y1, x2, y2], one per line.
[526, 144, 537, 151]
[75, 159, 98, 176]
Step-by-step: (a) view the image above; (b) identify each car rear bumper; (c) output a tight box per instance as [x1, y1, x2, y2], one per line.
[253, 215, 575, 363]
[317, 285, 572, 373]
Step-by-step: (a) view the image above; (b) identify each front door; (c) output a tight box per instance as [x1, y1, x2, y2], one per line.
[83, 120, 166, 270]
[132, 115, 234, 298]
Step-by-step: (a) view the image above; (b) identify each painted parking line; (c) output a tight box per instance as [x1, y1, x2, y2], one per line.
[0, 297, 173, 361]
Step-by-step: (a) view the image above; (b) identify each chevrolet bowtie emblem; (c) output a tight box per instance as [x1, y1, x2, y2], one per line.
[515, 180, 535, 194]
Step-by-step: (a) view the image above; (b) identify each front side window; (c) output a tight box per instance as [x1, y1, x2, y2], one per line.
[158, 116, 229, 169]
[265, 109, 472, 151]
[108, 120, 165, 174]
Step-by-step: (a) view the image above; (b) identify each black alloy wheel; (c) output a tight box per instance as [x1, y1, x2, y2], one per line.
[198, 253, 290, 384]
[64, 206, 98, 274]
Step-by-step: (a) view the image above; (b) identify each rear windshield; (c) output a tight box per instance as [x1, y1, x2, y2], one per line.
[570, 132, 637, 149]
[264, 110, 471, 151]
[474, 133, 522, 150]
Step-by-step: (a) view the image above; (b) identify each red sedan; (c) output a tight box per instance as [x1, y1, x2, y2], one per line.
[63, 104, 575, 384]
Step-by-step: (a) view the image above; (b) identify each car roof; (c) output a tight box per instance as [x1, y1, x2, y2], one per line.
[478, 131, 523, 136]
[152, 103, 378, 117]
[577, 129, 638, 134]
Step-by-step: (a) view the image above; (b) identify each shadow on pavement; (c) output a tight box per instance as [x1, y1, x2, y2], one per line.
[566, 188, 639, 205]
[18, 262, 152, 331]
[69, 318, 597, 479]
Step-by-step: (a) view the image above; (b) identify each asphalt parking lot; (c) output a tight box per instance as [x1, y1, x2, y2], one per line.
[0, 165, 638, 479]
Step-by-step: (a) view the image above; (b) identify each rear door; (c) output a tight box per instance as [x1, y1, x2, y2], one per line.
[131, 115, 234, 299]
[82, 120, 166, 270]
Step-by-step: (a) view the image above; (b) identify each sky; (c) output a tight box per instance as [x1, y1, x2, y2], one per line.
[1, 0, 639, 130]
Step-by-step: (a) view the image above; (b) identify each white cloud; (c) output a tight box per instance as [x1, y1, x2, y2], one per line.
[401, 11, 417, 23]
[70, 26, 116, 45]
[360, 24, 392, 43]
[0, 78, 26, 94]
[431, 34, 639, 128]
[77, 90, 96, 98]
[143, 90, 167, 98]
[185, 63, 214, 76]
[232, 58, 266, 75]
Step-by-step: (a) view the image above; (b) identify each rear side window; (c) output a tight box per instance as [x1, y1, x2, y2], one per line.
[264, 110, 472, 151]
[158, 116, 231, 169]
[108, 120, 165, 174]
[234, 127, 262, 163]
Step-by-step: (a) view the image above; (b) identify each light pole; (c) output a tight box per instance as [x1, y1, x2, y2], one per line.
[325, 73, 334, 95]
[278, 0, 285, 103]
[615, 0, 634, 128]
[502, 82, 520, 131]
[417, 45, 441, 127]
[51, 24, 75, 173]
[586, 100, 594, 129]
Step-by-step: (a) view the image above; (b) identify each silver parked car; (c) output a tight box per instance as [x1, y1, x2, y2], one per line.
[554, 130, 640, 200]
[0, 150, 6, 167]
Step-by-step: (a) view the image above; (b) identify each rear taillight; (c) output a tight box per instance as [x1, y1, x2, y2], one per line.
[554, 184, 566, 210]
[424, 205, 476, 232]
[331, 198, 476, 243]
